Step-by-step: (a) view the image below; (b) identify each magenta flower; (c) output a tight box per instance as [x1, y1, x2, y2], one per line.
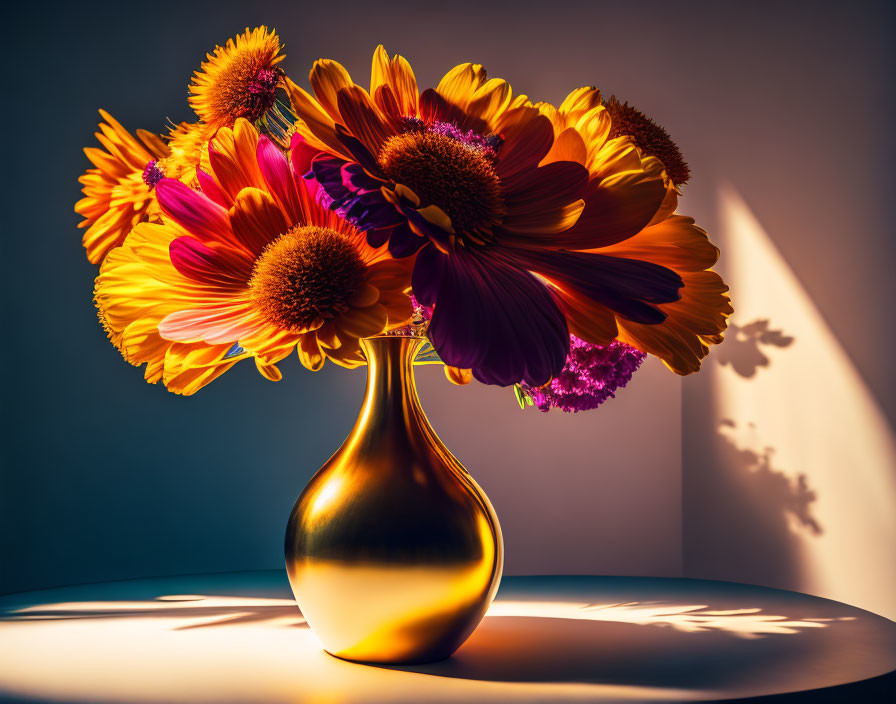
[523, 337, 646, 412]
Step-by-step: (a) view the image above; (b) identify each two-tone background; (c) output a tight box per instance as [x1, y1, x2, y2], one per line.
[2, 0, 894, 620]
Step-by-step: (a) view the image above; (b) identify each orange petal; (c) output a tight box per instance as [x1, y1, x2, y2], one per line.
[310, 58, 355, 121]
[599, 215, 720, 272]
[255, 358, 283, 382]
[336, 85, 394, 158]
[349, 283, 381, 307]
[297, 333, 325, 371]
[336, 303, 388, 339]
[548, 284, 618, 345]
[540, 127, 587, 166]
[495, 107, 555, 183]
[229, 187, 289, 255]
[284, 78, 347, 156]
[616, 270, 732, 374]
[164, 362, 237, 395]
[207, 120, 265, 200]
[444, 366, 473, 385]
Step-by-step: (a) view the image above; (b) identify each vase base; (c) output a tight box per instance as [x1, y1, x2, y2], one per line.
[323, 648, 455, 666]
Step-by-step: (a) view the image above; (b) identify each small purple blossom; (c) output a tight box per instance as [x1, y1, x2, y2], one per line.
[427, 121, 502, 156]
[523, 336, 646, 413]
[410, 294, 432, 323]
[142, 160, 164, 188]
[399, 117, 502, 157]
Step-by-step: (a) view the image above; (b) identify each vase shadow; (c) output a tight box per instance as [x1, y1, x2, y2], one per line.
[380, 608, 844, 692]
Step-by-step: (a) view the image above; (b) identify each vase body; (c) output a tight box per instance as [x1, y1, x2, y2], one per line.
[284, 335, 503, 664]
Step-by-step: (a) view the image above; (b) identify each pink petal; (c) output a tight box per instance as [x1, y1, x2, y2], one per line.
[257, 135, 302, 224]
[197, 169, 229, 208]
[169, 236, 252, 286]
[156, 178, 232, 244]
[159, 305, 259, 344]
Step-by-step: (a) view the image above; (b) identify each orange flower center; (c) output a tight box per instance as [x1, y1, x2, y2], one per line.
[248, 226, 366, 331]
[378, 131, 504, 235]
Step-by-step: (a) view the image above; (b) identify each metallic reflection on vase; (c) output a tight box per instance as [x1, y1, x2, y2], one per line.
[285, 335, 504, 664]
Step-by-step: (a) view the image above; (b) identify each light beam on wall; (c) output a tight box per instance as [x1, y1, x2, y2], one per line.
[712, 185, 896, 618]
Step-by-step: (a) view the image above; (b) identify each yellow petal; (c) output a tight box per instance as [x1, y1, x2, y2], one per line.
[436, 63, 487, 110]
[468, 78, 512, 126]
[371, 45, 419, 117]
[559, 86, 602, 119]
[416, 204, 454, 233]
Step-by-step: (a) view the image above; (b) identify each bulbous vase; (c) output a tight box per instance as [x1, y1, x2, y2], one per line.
[284, 335, 504, 664]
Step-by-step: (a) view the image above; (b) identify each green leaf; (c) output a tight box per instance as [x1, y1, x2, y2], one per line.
[513, 384, 527, 410]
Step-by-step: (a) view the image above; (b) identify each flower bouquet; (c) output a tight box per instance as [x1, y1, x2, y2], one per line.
[78, 26, 731, 663]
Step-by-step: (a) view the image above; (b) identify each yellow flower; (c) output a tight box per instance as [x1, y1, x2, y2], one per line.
[95, 222, 253, 395]
[75, 110, 168, 264]
[189, 26, 285, 129]
[157, 121, 212, 187]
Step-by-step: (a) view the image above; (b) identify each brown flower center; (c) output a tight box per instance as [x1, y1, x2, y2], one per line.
[215, 63, 283, 124]
[249, 226, 366, 331]
[378, 131, 504, 234]
[604, 97, 690, 186]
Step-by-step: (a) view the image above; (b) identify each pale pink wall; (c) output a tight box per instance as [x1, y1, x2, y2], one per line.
[418, 360, 682, 578]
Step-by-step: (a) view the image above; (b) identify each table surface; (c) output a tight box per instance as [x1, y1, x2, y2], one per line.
[0, 571, 894, 703]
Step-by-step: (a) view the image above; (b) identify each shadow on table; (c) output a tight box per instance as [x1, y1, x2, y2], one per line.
[381, 602, 855, 692]
[0, 594, 307, 630]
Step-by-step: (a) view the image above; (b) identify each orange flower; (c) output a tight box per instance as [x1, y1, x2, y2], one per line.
[543, 88, 732, 373]
[94, 119, 413, 394]
[75, 110, 168, 264]
[189, 26, 285, 129]
[288, 47, 730, 380]
[76, 113, 213, 265]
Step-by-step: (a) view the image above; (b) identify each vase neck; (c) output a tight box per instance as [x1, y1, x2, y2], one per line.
[357, 336, 427, 432]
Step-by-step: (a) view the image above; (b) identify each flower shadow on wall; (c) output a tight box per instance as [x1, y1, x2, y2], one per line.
[714, 319, 794, 378]
[685, 185, 896, 619]
[686, 420, 823, 589]
[718, 419, 822, 537]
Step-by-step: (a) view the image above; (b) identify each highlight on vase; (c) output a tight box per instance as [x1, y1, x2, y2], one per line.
[78, 27, 732, 409]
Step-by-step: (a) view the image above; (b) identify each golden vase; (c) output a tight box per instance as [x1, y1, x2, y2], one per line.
[284, 335, 504, 664]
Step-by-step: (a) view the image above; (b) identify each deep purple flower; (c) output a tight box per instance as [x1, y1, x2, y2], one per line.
[524, 336, 646, 412]
[298, 83, 683, 387]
